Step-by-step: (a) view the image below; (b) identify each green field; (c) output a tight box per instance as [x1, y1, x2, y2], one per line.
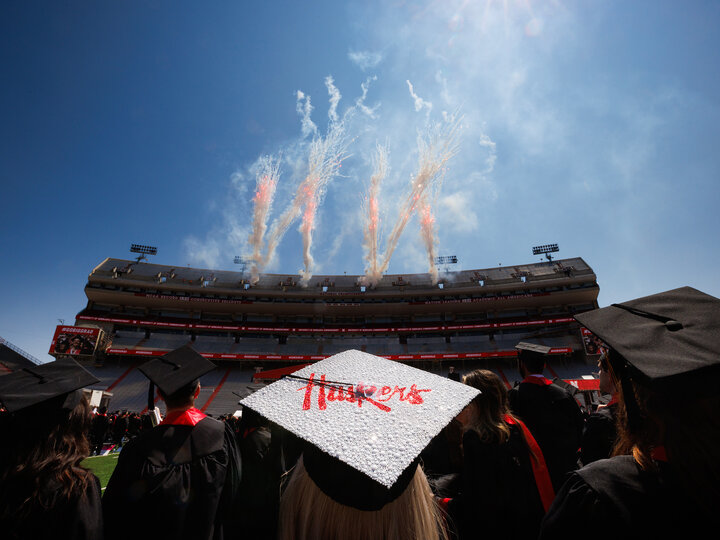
[82, 453, 120, 490]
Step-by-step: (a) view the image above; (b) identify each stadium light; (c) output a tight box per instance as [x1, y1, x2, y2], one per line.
[434, 255, 458, 274]
[532, 243, 559, 261]
[130, 243, 158, 263]
[234, 256, 254, 274]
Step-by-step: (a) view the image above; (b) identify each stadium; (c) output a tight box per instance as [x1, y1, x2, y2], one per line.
[43, 252, 606, 417]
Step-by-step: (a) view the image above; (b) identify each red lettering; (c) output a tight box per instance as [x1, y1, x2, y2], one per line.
[326, 385, 342, 401]
[318, 374, 326, 410]
[300, 373, 315, 410]
[401, 384, 431, 405]
[377, 386, 406, 402]
[298, 373, 430, 412]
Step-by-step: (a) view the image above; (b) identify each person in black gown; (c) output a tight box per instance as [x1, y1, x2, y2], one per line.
[508, 341, 585, 491]
[102, 345, 241, 540]
[540, 286, 720, 539]
[0, 357, 103, 540]
[445, 369, 553, 540]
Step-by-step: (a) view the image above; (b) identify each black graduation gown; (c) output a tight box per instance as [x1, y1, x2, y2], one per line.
[508, 381, 584, 491]
[447, 426, 545, 540]
[236, 425, 274, 540]
[540, 456, 713, 539]
[1, 472, 103, 540]
[102, 416, 241, 540]
[579, 403, 617, 465]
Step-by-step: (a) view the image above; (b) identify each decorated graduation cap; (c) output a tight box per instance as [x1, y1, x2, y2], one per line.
[0, 357, 99, 413]
[138, 345, 215, 409]
[240, 349, 480, 511]
[575, 286, 720, 397]
[515, 341, 552, 355]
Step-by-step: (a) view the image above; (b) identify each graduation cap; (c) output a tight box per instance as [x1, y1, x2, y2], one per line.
[515, 341, 552, 355]
[240, 349, 479, 511]
[138, 345, 215, 410]
[575, 286, 720, 397]
[0, 357, 99, 413]
[515, 341, 551, 371]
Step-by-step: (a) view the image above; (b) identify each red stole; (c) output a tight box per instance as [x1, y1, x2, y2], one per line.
[598, 393, 619, 409]
[504, 414, 556, 512]
[521, 375, 553, 386]
[159, 407, 206, 427]
[651, 446, 668, 462]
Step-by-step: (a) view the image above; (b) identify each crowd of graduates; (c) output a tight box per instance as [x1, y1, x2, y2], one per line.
[0, 286, 719, 539]
[88, 407, 242, 455]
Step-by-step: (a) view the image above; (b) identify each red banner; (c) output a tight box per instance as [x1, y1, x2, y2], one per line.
[78, 314, 575, 335]
[105, 347, 573, 361]
[50, 326, 101, 356]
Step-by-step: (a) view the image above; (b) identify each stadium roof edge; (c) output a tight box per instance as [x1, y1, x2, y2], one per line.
[88, 256, 596, 283]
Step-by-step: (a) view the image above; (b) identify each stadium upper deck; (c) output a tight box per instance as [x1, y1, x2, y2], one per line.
[82, 256, 598, 318]
[63, 256, 600, 364]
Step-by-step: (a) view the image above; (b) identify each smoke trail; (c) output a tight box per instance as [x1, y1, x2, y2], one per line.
[251, 78, 375, 285]
[356, 76, 379, 118]
[248, 156, 281, 283]
[360, 144, 388, 286]
[418, 193, 439, 284]
[407, 80, 433, 114]
[296, 91, 317, 138]
[297, 118, 350, 286]
[364, 114, 461, 286]
[326, 76, 341, 124]
[260, 106, 351, 285]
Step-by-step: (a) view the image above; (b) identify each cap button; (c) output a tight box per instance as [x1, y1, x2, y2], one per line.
[665, 320, 683, 331]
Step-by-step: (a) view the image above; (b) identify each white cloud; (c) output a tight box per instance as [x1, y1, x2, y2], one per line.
[184, 236, 222, 269]
[348, 50, 383, 71]
[438, 191, 479, 233]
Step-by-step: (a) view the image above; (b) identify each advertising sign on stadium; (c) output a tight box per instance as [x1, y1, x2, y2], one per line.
[105, 347, 573, 361]
[580, 327, 606, 357]
[49, 326, 101, 357]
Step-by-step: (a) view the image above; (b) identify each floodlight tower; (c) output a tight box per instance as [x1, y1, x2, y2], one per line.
[234, 256, 252, 274]
[532, 243, 559, 262]
[434, 255, 458, 273]
[130, 243, 158, 263]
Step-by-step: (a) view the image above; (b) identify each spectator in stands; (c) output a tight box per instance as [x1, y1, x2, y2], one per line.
[579, 350, 619, 465]
[508, 342, 585, 491]
[102, 345, 241, 540]
[541, 287, 720, 538]
[0, 358, 103, 540]
[447, 365, 461, 381]
[443, 369, 553, 540]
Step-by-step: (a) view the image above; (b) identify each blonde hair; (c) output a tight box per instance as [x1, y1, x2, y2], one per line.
[277, 455, 449, 540]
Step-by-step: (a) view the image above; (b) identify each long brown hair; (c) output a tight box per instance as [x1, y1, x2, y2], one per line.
[611, 353, 720, 516]
[0, 394, 94, 520]
[462, 369, 518, 444]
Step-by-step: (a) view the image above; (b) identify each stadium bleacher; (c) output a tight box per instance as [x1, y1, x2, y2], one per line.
[49, 256, 602, 415]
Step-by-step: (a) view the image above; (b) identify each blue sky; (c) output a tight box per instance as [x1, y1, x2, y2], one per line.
[2, 1, 719, 361]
